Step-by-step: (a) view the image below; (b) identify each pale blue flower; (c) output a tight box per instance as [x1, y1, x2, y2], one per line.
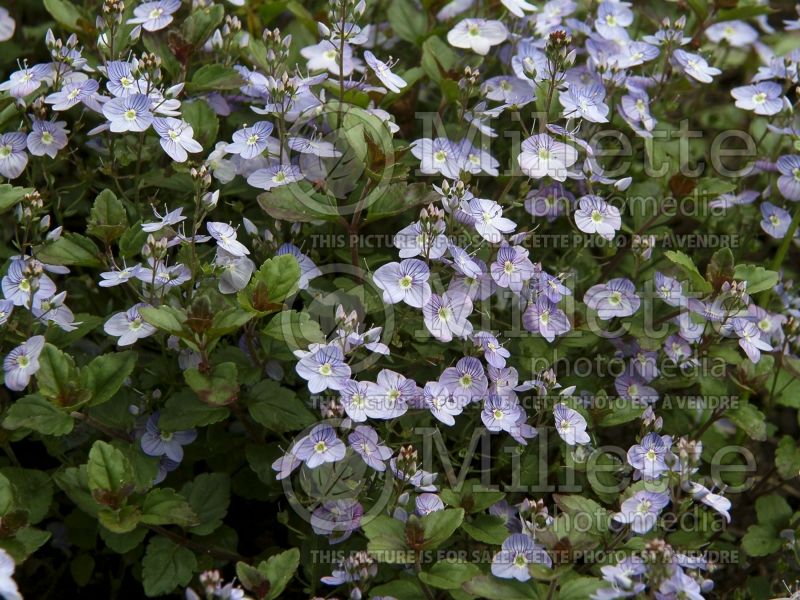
[373, 259, 431, 308]
[296, 345, 351, 393]
[613, 490, 670, 533]
[553, 402, 590, 445]
[3, 335, 45, 391]
[0, 64, 51, 98]
[127, 0, 181, 32]
[0, 133, 28, 179]
[102, 94, 153, 133]
[140, 412, 197, 462]
[491, 534, 551, 581]
[292, 424, 347, 469]
[226, 121, 274, 160]
[26, 120, 68, 158]
[152, 117, 203, 162]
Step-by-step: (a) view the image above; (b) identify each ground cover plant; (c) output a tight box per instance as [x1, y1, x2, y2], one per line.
[1, 0, 800, 598]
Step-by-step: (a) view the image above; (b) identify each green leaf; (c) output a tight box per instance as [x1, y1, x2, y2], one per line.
[238, 255, 300, 314]
[236, 562, 270, 598]
[461, 514, 508, 545]
[727, 402, 767, 441]
[159, 390, 229, 430]
[261, 548, 300, 600]
[553, 494, 610, 537]
[558, 576, 605, 600]
[733, 264, 780, 295]
[439, 481, 505, 513]
[182, 473, 230, 535]
[247, 380, 314, 433]
[256, 185, 341, 223]
[98, 505, 141, 534]
[44, 0, 85, 31]
[87, 441, 134, 497]
[418, 561, 481, 590]
[187, 64, 244, 93]
[685, 0, 709, 22]
[755, 494, 792, 529]
[598, 398, 644, 426]
[3, 395, 74, 436]
[261, 309, 326, 349]
[364, 515, 410, 562]
[182, 3, 224, 45]
[0, 474, 13, 517]
[775, 436, 800, 480]
[119, 223, 149, 258]
[0, 184, 33, 214]
[142, 536, 197, 597]
[181, 99, 219, 151]
[184, 362, 239, 406]
[35, 233, 103, 268]
[387, 0, 427, 43]
[421, 36, 459, 83]
[463, 575, 544, 600]
[742, 524, 782, 557]
[99, 526, 148, 554]
[706, 247, 734, 291]
[142, 34, 182, 78]
[0, 467, 54, 524]
[208, 308, 253, 338]
[139, 305, 188, 336]
[54, 466, 97, 517]
[422, 508, 464, 549]
[81, 351, 137, 407]
[664, 250, 712, 294]
[365, 183, 439, 224]
[141, 488, 199, 527]
[70, 554, 95, 587]
[717, 6, 774, 20]
[87, 189, 128, 243]
[36, 343, 85, 406]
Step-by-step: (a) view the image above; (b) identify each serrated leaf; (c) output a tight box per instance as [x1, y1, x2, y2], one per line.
[3, 394, 74, 436]
[184, 362, 239, 406]
[418, 561, 481, 590]
[387, 0, 427, 43]
[187, 64, 244, 93]
[81, 351, 136, 407]
[35, 233, 103, 268]
[247, 380, 314, 433]
[461, 514, 508, 545]
[664, 250, 712, 294]
[775, 436, 800, 480]
[36, 343, 85, 406]
[727, 402, 766, 441]
[141, 488, 198, 527]
[260, 548, 300, 600]
[0, 184, 33, 214]
[182, 473, 230, 535]
[733, 264, 779, 295]
[421, 508, 464, 549]
[87, 441, 134, 497]
[742, 524, 782, 557]
[142, 536, 197, 597]
[182, 3, 224, 45]
[87, 189, 128, 243]
[462, 575, 544, 600]
[139, 305, 188, 336]
[44, 0, 85, 31]
[363, 515, 410, 562]
[159, 390, 229, 430]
